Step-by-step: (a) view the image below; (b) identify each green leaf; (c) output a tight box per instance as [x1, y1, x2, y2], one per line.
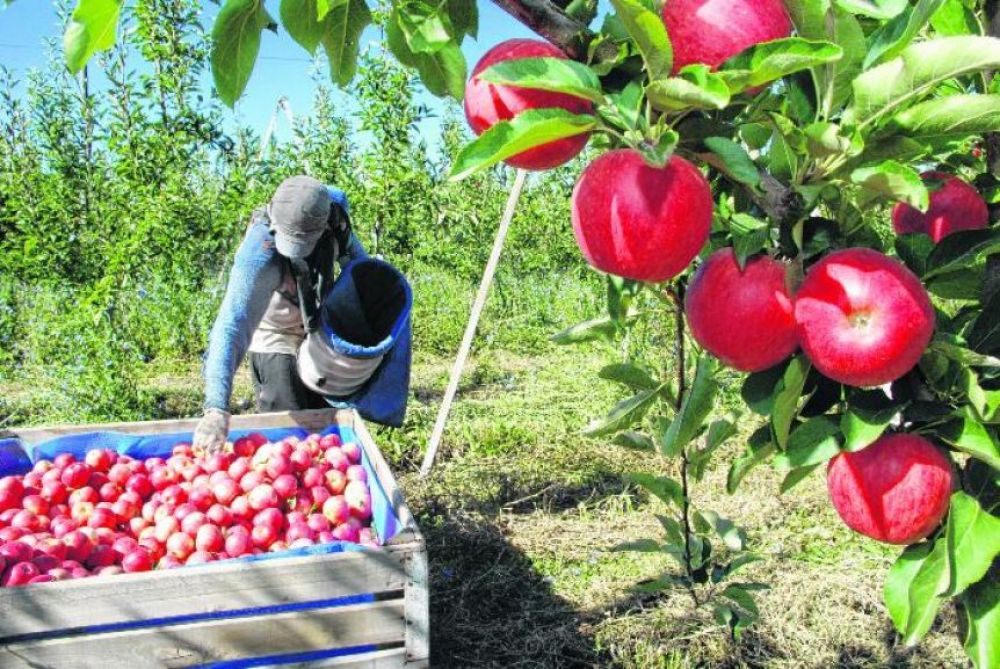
[780, 464, 820, 492]
[64, 0, 121, 73]
[281, 0, 324, 54]
[930, 336, 1000, 368]
[884, 539, 937, 638]
[730, 214, 769, 269]
[397, 3, 453, 54]
[851, 36, 1000, 130]
[902, 533, 951, 644]
[696, 510, 747, 551]
[803, 121, 862, 158]
[937, 411, 1000, 470]
[584, 388, 660, 437]
[613, 538, 665, 552]
[924, 229, 1000, 281]
[447, 0, 477, 38]
[601, 80, 644, 131]
[599, 363, 661, 392]
[720, 583, 760, 616]
[646, 65, 730, 111]
[841, 391, 905, 452]
[635, 127, 679, 168]
[946, 492, 1000, 598]
[772, 356, 811, 449]
[864, 0, 947, 67]
[727, 426, 777, 493]
[477, 57, 604, 103]
[704, 136, 760, 188]
[890, 95, 1000, 142]
[449, 109, 596, 181]
[211, 0, 273, 107]
[850, 160, 928, 210]
[656, 514, 684, 544]
[613, 431, 656, 451]
[660, 355, 718, 457]
[718, 38, 843, 94]
[315, 0, 339, 20]
[550, 315, 618, 345]
[930, 0, 979, 37]
[835, 0, 907, 19]
[626, 472, 684, 508]
[784, 0, 832, 39]
[412, 42, 466, 99]
[741, 361, 789, 415]
[608, 0, 672, 80]
[818, 7, 866, 111]
[320, 0, 372, 87]
[895, 232, 935, 277]
[775, 415, 841, 469]
[960, 573, 1000, 669]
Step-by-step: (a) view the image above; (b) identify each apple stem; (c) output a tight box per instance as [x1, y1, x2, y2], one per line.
[672, 280, 699, 607]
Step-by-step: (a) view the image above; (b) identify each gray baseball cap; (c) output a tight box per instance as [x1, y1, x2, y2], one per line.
[268, 175, 331, 259]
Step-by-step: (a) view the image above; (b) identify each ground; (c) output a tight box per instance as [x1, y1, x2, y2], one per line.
[3, 338, 969, 668]
[375, 347, 966, 668]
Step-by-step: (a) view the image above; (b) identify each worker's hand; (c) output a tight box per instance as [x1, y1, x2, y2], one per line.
[193, 408, 230, 455]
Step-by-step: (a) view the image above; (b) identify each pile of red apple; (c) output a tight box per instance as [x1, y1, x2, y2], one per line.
[0, 432, 377, 587]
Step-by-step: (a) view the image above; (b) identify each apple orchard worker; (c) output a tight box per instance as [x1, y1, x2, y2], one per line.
[194, 175, 413, 453]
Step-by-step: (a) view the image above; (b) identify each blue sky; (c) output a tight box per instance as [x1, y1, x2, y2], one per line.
[0, 1, 603, 149]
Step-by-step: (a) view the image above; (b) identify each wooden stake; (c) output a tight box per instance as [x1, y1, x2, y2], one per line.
[419, 169, 528, 478]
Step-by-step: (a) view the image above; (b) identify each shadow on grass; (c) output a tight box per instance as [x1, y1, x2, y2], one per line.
[420, 509, 609, 668]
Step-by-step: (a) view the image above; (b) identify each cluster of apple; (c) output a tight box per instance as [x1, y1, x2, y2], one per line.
[0, 432, 377, 587]
[462, 0, 990, 547]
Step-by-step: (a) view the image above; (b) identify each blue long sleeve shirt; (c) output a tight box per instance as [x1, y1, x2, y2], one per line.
[202, 214, 366, 411]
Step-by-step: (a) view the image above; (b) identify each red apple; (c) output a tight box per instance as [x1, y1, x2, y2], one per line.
[180, 512, 208, 536]
[325, 469, 347, 496]
[195, 524, 224, 553]
[341, 442, 362, 464]
[121, 548, 153, 573]
[251, 524, 277, 549]
[663, 0, 792, 73]
[827, 434, 954, 544]
[322, 496, 350, 526]
[464, 39, 593, 170]
[572, 150, 712, 282]
[1, 541, 33, 564]
[2, 561, 40, 587]
[892, 172, 989, 243]
[166, 531, 195, 560]
[248, 484, 278, 511]
[324, 449, 349, 473]
[345, 465, 367, 483]
[85, 448, 114, 472]
[685, 248, 798, 372]
[225, 528, 253, 557]
[273, 474, 298, 499]
[794, 248, 934, 387]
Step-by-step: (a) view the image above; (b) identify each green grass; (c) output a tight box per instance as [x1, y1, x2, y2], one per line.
[0, 269, 968, 668]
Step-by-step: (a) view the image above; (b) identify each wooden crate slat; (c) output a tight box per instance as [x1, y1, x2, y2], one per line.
[0, 601, 405, 669]
[0, 546, 414, 639]
[10, 409, 350, 445]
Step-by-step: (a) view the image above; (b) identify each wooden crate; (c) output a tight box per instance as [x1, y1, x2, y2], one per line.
[0, 409, 429, 668]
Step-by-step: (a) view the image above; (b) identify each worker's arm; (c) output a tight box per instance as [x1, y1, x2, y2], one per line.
[195, 216, 282, 451]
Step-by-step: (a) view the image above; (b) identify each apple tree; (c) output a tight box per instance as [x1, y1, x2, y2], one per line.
[61, 0, 1000, 664]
